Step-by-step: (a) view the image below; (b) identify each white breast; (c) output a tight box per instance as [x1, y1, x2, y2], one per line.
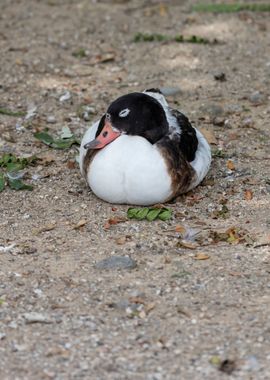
[80, 123, 172, 205]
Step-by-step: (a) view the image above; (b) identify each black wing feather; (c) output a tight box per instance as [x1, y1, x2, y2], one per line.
[171, 109, 198, 162]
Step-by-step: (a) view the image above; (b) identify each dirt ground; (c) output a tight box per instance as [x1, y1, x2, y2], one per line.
[0, 1, 270, 379]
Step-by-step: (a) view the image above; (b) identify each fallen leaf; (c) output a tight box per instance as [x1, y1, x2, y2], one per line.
[178, 240, 198, 249]
[115, 236, 127, 245]
[39, 153, 55, 165]
[33, 223, 56, 235]
[244, 189, 253, 200]
[73, 219, 88, 229]
[229, 271, 245, 277]
[200, 128, 217, 145]
[226, 160, 235, 170]
[194, 252, 210, 260]
[0, 173, 5, 192]
[127, 207, 172, 221]
[93, 53, 115, 64]
[254, 233, 270, 248]
[209, 356, 222, 366]
[129, 296, 146, 305]
[144, 302, 155, 314]
[159, 3, 168, 16]
[164, 256, 171, 264]
[104, 217, 127, 229]
[7, 177, 33, 191]
[67, 160, 76, 169]
[176, 306, 191, 318]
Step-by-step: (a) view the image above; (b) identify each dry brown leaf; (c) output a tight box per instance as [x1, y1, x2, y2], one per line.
[32, 223, 56, 235]
[164, 256, 171, 264]
[145, 302, 155, 314]
[194, 252, 210, 260]
[159, 3, 168, 16]
[73, 219, 88, 229]
[200, 128, 217, 145]
[244, 189, 253, 200]
[175, 225, 186, 234]
[229, 271, 245, 277]
[178, 240, 198, 249]
[115, 236, 127, 245]
[226, 160, 235, 170]
[39, 153, 55, 165]
[129, 297, 146, 305]
[104, 217, 127, 229]
[67, 160, 76, 169]
[93, 53, 115, 64]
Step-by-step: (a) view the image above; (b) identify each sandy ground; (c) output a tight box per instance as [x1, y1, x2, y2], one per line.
[0, 1, 270, 379]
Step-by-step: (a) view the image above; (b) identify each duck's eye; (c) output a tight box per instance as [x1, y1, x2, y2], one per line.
[119, 108, 130, 118]
[105, 113, 111, 120]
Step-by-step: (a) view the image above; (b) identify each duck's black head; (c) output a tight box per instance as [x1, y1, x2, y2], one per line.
[106, 92, 169, 144]
[84, 92, 169, 150]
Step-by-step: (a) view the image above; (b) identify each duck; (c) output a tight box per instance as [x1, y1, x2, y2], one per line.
[79, 89, 211, 205]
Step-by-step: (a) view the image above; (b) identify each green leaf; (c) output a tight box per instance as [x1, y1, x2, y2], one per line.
[0, 173, 5, 192]
[51, 138, 77, 149]
[127, 207, 172, 221]
[133, 32, 215, 45]
[34, 130, 80, 149]
[6, 162, 24, 172]
[127, 208, 140, 219]
[136, 208, 150, 220]
[0, 154, 38, 170]
[0, 107, 26, 117]
[72, 48, 87, 58]
[146, 208, 162, 221]
[34, 131, 54, 146]
[193, 3, 270, 13]
[7, 178, 33, 191]
[60, 126, 73, 139]
[158, 209, 172, 221]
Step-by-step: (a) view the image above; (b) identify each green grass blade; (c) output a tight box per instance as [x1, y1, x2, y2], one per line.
[0, 173, 5, 192]
[193, 3, 270, 13]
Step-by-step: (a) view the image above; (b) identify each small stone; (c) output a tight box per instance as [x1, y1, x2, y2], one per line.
[249, 91, 265, 105]
[213, 117, 225, 126]
[59, 91, 71, 102]
[95, 256, 137, 270]
[200, 104, 224, 118]
[241, 117, 254, 128]
[23, 312, 53, 324]
[225, 104, 242, 115]
[160, 87, 182, 96]
[214, 72, 226, 81]
[47, 115, 56, 124]
[243, 355, 260, 371]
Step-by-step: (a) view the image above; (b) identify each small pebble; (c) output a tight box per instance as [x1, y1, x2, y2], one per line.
[214, 72, 226, 81]
[241, 117, 254, 128]
[249, 91, 265, 105]
[213, 117, 225, 126]
[47, 115, 56, 124]
[200, 104, 224, 118]
[59, 91, 71, 102]
[95, 256, 137, 270]
[23, 312, 53, 324]
[160, 87, 182, 96]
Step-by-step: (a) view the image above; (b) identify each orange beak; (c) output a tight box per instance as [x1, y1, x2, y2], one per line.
[84, 121, 121, 150]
